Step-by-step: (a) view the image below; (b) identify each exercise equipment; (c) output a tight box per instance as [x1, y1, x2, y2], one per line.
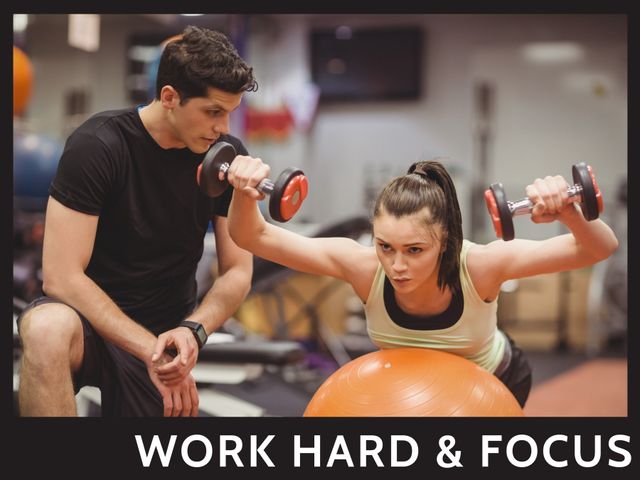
[13, 45, 33, 116]
[246, 216, 376, 365]
[14, 131, 64, 212]
[484, 162, 603, 241]
[197, 141, 308, 222]
[303, 347, 524, 416]
[586, 177, 627, 357]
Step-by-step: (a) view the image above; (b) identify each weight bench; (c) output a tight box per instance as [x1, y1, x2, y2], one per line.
[192, 334, 306, 416]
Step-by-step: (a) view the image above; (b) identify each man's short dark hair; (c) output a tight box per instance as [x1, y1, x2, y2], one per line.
[155, 25, 257, 102]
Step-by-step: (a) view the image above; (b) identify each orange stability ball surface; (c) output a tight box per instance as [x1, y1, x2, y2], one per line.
[13, 45, 33, 116]
[304, 348, 524, 417]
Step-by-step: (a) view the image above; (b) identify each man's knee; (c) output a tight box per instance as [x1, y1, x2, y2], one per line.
[19, 303, 84, 368]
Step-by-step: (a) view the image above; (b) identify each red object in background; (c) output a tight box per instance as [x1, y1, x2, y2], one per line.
[244, 106, 294, 142]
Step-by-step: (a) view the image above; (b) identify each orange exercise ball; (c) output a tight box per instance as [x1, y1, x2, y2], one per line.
[13, 45, 34, 116]
[304, 348, 524, 417]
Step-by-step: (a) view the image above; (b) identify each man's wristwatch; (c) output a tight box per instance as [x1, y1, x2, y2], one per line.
[179, 320, 207, 349]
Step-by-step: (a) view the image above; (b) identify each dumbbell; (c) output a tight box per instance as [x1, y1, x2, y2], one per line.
[484, 162, 604, 241]
[197, 141, 308, 222]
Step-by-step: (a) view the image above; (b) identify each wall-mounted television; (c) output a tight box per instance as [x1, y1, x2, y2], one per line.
[310, 26, 423, 102]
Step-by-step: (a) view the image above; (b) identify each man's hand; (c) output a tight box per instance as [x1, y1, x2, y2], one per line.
[148, 362, 199, 417]
[151, 326, 199, 385]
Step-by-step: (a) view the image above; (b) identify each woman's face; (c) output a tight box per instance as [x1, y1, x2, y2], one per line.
[372, 209, 444, 294]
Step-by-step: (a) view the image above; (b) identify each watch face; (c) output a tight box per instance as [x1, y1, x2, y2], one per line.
[195, 325, 207, 346]
[182, 321, 207, 348]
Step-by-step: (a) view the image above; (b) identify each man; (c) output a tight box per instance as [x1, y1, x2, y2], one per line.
[16, 26, 258, 417]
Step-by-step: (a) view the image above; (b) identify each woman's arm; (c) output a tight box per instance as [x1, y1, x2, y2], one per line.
[225, 155, 378, 301]
[468, 175, 618, 300]
[228, 190, 377, 298]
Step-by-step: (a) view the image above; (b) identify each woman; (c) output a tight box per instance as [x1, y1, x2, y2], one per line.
[225, 158, 618, 407]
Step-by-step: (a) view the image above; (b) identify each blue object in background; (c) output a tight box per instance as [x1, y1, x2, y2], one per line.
[14, 131, 64, 212]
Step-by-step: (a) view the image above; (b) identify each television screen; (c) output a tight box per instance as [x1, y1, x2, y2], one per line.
[310, 26, 423, 102]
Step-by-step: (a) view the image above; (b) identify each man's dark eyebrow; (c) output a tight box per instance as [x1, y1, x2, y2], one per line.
[203, 103, 228, 112]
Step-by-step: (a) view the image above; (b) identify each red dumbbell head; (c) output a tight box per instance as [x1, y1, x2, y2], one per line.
[587, 165, 604, 215]
[484, 188, 503, 239]
[278, 173, 308, 222]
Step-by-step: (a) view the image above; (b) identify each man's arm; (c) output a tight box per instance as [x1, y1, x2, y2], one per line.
[43, 196, 199, 416]
[184, 215, 254, 335]
[42, 196, 158, 360]
[153, 214, 253, 381]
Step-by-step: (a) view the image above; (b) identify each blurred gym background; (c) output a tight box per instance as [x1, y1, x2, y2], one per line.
[13, 13, 627, 416]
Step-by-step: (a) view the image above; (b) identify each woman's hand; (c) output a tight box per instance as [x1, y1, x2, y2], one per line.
[223, 155, 271, 200]
[525, 175, 577, 224]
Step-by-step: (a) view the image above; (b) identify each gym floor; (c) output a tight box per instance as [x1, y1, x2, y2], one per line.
[12, 344, 626, 417]
[207, 342, 628, 417]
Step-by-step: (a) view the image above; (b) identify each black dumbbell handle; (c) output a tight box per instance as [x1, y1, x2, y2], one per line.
[218, 162, 275, 195]
[510, 183, 585, 216]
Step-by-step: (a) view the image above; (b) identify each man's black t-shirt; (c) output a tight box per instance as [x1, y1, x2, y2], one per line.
[49, 107, 248, 335]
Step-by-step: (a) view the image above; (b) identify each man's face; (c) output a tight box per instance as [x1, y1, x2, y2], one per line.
[169, 87, 243, 154]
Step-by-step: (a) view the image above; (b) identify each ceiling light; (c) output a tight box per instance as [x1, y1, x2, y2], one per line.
[522, 42, 585, 64]
[14, 14, 28, 32]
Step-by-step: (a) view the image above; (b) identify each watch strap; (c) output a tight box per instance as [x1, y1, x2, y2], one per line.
[179, 320, 207, 349]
